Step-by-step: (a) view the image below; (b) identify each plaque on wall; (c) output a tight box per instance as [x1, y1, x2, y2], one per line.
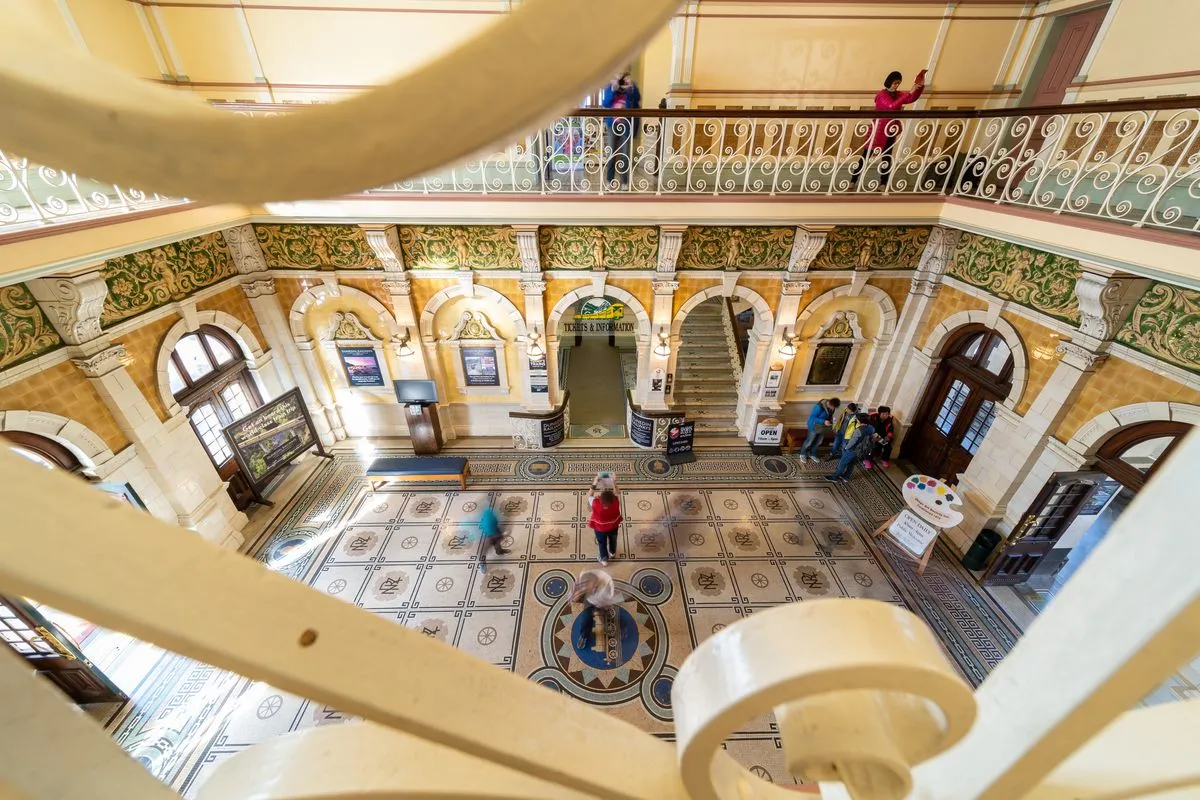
[223, 388, 328, 499]
[337, 346, 385, 387]
[807, 343, 852, 386]
[540, 414, 566, 448]
[462, 346, 501, 387]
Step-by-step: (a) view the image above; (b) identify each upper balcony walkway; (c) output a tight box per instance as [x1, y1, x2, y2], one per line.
[2, 97, 1197, 261]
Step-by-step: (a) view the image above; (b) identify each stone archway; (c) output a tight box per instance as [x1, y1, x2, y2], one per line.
[546, 285, 652, 407]
[156, 310, 275, 416]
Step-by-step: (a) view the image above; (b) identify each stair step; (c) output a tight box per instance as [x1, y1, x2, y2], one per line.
[675, 364, 736, 373]
[674, 382, 738, 392]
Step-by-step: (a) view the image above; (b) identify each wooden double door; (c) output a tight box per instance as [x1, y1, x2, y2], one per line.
[905, 355, 1010, 481]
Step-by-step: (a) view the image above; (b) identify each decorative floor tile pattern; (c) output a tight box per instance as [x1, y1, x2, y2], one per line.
[106, 448, 1023, 795]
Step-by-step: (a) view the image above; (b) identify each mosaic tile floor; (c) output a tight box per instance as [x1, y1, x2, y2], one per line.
[106, 448, 1022, 795]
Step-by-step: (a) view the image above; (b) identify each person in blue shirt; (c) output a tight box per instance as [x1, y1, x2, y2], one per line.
[600, 71, 641, 188]
[477, 504, 509, 573]
[799, 397, 841, 464]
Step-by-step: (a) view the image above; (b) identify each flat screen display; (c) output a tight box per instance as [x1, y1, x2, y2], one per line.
[393, 379, 439, 405]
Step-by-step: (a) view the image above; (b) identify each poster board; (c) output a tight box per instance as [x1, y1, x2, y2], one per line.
[337, 346, 385, 387]
[888, 510, 940, 559]
[665, 418, 696, 465]
[223, 388, 327, 498]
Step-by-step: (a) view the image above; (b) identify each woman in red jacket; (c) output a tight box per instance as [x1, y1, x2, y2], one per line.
[587, 482, 623, 566]
[851, 69, 926, 190]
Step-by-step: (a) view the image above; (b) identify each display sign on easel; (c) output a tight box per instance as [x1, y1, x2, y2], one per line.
[873, 474, 964, 575]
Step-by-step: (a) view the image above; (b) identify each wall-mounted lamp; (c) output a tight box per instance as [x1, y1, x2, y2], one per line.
[396, 331, 415, 357]
[778, 329, 797, 359]
[654, 332, 671, 357]
[528, 332, 544, 359]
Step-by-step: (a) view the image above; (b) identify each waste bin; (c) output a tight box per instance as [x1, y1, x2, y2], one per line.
[961, 529, 1002, 571]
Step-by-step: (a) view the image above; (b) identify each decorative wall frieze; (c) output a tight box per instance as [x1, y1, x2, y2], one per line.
[513, 225, 541, 273]
[240, 277, 277, 298]
[27, 272, 108, 346]
[1075, 270, 1151, 342]
[787, 227, 831, 273]
[1056, 340, 1108, 372]
[361, 225, 406, 273]
[382, 275, 412, 297]
[656, 225, 687, 273]
[222, 224, 269, 274]
[447, 310, 502, 343]
[325, 311, 378, 342]
[72, 344, 131, 378]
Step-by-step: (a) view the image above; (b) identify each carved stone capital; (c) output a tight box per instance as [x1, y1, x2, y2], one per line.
[362, 226, 405, 272]
[781, 279, 813, 296]
[240, 277, 277, 298]
[222, 224, 269, 274]
[656, 225, 687, 272]
[652, 279, 680, 295]
[909, 225, 962, 295]
[1075, 271, 1151, 341]
[382, 276, 413, 297]
[513, 225, 541, 273]
[1056, 340, 1107, 372]
[72, 344, 131, 378]
[786, 227, 829, 274]
[27, 272, 109, 346]
[519, 279, 547, 296]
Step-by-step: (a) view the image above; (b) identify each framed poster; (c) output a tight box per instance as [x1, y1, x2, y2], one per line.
[337, 346, 385, 388]
[461, 346, 501, 387]
[223, 388, 326, 494]
[807, 343, 852, 386]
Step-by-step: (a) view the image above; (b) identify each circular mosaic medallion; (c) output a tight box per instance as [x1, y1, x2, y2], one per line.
[326, 578, 348, 595]
[639, 574, 665, 597]
[257, 694, 283, 719]
[641, 457, 672, 477]
[544, 576, 569, 598]
[266, 535, 309, 568]
[761, 457, 790, 476]
[519, 457, 560, 481]
[854, 572, 874, 587]
[651, 675, 673, 708]
[637, 499, 653, 512]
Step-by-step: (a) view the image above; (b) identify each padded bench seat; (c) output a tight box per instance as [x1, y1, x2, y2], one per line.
[365, 456, 470, 490]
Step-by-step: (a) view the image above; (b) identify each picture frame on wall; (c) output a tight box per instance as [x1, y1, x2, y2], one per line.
[461, 346, 501, 387]
[337, 346, 385, 388]
[807, 343, 853, 387]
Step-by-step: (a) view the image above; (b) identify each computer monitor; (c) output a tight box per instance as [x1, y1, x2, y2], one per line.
[393, 379, 439, 406]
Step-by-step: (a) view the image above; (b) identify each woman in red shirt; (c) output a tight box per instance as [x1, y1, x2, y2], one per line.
[587, 480, 623, 566]
[851, 69, 926, 190]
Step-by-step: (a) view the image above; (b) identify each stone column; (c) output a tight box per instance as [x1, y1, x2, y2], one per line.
[870, 225, 962, 405]
[362, 224, 431, 382]
[753, 277, 811, 420]
[511, 225, 553, 411]
[295, 338, 347, 441]
[645, 278, 678, 411]
[73, 345, 248, 548]
[29, 270, 247, 548]
[240, 278, 335, 446]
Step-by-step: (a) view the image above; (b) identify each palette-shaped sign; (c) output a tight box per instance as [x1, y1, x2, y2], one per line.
[902, 474, 964, 528]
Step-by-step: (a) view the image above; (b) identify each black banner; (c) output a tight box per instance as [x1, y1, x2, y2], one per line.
[540, 413, 566, 448]
[666, 418, 695, 457]
[629, 410, 655, 447]
[223, 388, 320, 491]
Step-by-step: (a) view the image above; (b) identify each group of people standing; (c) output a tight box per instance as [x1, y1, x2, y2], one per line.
[799, 398, 897, 484]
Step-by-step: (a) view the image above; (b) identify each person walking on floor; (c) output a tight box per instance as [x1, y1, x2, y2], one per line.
[828, 402, 859, 460]
[571, 568, 620, 650]
[850, 68, 927, 190]
[587, 472, 623, 566]
[600, 71, 641, 188]
[799, 397, 841, 463]
[476, 502, 510, 573]
[824, 413, 879, 483]
[863, 405, 897, 469]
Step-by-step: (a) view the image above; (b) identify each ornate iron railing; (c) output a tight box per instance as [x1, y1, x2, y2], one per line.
[3, 98, 1197, 235]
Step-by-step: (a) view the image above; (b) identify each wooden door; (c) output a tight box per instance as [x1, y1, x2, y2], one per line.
[982, 471, 1107, 586]
[1029, 6, 1108, 107]
[0, 597, 127, 705]
[904, 371, 1002, 482]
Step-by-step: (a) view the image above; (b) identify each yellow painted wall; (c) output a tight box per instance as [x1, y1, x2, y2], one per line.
[303, 294, 401, 406]
[65, 0, 162, 79]
[432, 295, 524, 405]
[784, 293, 884, 403]
[638, 23, 675, 107]
[0, 361, 130, 452]
[1075, 0, 1200, 100]
[1001, 311, 1062, 416]
[1057, 356, 1200, 443]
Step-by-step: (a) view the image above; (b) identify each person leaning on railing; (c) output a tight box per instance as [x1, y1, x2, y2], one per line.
[851, 68, 927, 189]
[600, 71, 641, 188]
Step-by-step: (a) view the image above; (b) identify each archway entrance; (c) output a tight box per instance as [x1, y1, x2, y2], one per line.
[902, 326, 1013, 480]
[558, 296, 636, 439]
[983, 421, 1192, 588]
[674, 297, 745, 437]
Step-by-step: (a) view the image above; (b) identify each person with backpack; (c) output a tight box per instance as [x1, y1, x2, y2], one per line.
[863, 406, 897, 469]
[476, 502, 510, 573]
[587, 476, 624, 566]
[827, 402, 859, 460]
[799, 397, 841, 464]
[823, 413, 879, 483]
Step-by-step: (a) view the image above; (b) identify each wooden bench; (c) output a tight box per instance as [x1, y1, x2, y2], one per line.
[365, 456, 471, 491]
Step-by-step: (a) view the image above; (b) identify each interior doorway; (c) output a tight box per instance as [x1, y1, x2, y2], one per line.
[983, 421, 1192, 588]
[1023, 3, 1108, 107]
[903, 326, 1013, 482]
[559, 296, 636, 439]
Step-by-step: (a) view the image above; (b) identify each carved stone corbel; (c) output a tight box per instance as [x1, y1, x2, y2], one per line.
[27, 272, 109, 346]
[222, 224, 269, 275]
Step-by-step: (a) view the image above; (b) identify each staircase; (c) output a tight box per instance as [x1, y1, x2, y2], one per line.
[673, 298, 742, 437]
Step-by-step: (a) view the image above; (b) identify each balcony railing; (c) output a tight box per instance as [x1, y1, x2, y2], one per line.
[3, 98, 1198, 235]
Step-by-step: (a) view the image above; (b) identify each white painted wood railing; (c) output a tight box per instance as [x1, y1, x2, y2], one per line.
[0, 431, 1198, 799]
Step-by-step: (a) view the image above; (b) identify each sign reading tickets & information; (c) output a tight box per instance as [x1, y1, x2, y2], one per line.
[871, 474, 964, 575]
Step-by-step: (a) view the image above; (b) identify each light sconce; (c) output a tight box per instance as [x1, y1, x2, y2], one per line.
[778, 329, 797, 359]
[654, 332, 671, 357]
[396, 330, 415, 357]
[528, 331, 544, 359]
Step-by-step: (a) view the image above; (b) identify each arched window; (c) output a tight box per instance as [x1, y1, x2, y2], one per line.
[170, 325, 262, 468]
[1095, 421, 1191, 492]
[1, 431, 85, 474]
